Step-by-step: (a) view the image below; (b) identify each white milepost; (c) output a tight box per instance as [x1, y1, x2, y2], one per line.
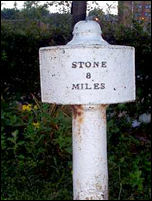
[39, 20, 135, 200]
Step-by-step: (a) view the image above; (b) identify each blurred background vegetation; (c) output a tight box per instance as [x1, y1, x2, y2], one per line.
[1, 1, 151, 200]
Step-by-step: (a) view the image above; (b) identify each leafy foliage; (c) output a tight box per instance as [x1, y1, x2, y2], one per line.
[1, 99, 72, 200]
[1, 97, 151, 200]
[107, 105, 151, 200]
[1, 8, 20, 20]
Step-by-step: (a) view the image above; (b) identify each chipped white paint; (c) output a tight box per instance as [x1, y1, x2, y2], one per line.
[39, 20, 136, 200]
[72, 105, 108, 200]
[39, 21, 135, 105]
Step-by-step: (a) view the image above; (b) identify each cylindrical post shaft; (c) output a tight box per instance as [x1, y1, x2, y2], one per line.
[72, 104, 108, 200]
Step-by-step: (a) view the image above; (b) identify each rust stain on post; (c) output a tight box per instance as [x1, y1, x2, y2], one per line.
[71, 105, 84, 143]
[71, 105, 84, 125]
[100, 105, 107, 124]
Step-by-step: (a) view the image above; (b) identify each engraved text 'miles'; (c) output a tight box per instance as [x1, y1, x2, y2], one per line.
[72, 83, 105, 90]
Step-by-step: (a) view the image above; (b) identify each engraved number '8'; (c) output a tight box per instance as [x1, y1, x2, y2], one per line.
[86, 73, 91, 79]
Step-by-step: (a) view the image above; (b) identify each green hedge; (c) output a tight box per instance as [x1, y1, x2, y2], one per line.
[1, 19, 72, 97]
